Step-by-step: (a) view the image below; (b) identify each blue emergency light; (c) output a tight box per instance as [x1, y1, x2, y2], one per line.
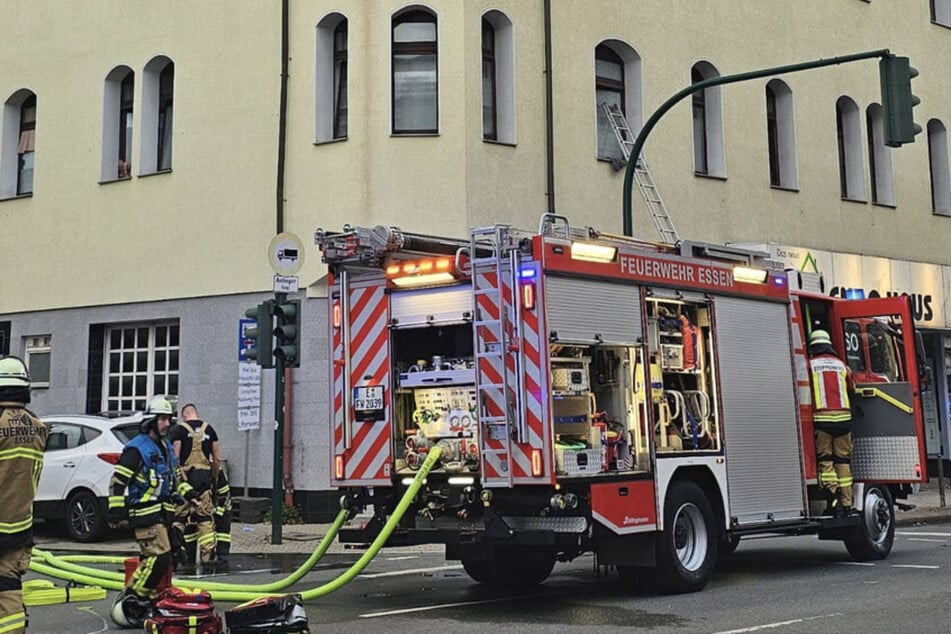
[844, 288, 866, 300]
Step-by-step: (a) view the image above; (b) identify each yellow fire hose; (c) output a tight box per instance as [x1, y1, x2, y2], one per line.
[22, 579, 106, 606]
[30, 446, 441, 603]
[32, 506, 348, 592]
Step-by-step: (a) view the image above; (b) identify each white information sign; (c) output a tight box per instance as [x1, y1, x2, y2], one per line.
[237, 358, 261, 431]
[273, 274, 299, 293]
[238, 407, 261, 431]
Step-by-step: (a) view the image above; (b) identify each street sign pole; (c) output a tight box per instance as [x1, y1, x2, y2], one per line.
[271, 291, 287, 545]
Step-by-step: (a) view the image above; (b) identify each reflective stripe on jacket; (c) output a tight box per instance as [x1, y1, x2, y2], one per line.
[810, 354, 852, 423]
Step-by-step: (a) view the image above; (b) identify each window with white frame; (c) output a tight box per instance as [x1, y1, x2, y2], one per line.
[595, 41, 641, 163]
[315, 13, 348, 143]
[933, 1, 951, 27]
[928, 119, 951, 215]
[1, 89, 36, 199]
[392, 7, 438, 134]
[141, 56, 174, 174]
[101, 66, 135, 181]
[691, 62, 725, 177]
[482, 10, 514, 144]
[24, 335, 51, 388]
[103, 322, 178, 412]
[765, 79, 798, 189]
[836, 96, 865, 201]
[866, 103, 894, 205]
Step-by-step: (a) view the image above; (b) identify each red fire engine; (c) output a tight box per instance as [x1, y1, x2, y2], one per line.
[315, 213, 926, 593]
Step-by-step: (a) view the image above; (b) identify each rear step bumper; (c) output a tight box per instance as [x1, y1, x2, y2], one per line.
[339, 514, 588, 546]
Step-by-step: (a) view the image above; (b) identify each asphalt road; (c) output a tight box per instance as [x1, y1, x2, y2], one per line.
[26, 525, 951, 633]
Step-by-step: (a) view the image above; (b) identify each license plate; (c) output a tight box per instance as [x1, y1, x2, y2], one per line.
[353, 386, 384, 412]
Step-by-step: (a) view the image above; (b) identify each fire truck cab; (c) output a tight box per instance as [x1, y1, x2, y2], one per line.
[316, 213, 926, 594]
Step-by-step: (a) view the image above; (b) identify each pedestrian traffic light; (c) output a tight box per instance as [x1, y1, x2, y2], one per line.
[273, 298, 300, 367]
[880, 55, 922, 147]
[244, 301, 274, 368]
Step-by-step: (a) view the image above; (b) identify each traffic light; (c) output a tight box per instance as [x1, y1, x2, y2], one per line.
[879, 55, 922, 147]
[273, 298, 301, 367]
[244, 301, 274, 368]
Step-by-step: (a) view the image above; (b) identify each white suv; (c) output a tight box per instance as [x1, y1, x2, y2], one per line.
[35, 413, 143, 542]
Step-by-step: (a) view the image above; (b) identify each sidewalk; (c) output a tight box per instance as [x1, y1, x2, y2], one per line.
[229, 480, 951, 555]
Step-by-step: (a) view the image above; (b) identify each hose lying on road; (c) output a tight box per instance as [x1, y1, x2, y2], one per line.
[30, 446, 441, 602]
[32, 506, 348, 593]
[22, 579, 106, 606]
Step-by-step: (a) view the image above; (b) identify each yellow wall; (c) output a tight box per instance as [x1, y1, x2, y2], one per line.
[4, 0, 951, 314]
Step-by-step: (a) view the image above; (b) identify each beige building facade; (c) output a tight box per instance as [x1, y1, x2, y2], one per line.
[3, 1, 951, 512]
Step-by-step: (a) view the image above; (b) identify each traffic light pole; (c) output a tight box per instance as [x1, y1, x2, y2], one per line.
[271, 291, 287, 545]
[622, 49, 891, 237]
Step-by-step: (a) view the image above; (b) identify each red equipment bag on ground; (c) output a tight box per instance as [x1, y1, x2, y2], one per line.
[143, 587, 223, 634]
[224, 593, 309, 633]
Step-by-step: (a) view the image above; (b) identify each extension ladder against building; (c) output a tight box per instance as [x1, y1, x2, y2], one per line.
[601, 102, 681, 244]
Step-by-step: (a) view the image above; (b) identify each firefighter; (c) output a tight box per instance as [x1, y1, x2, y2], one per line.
[213, 465, 233, 564]
[109, 396, 197, 628]
[0, 356, 47, 634]
[171, 403, 220, 564]
[808, 329, 855, 516]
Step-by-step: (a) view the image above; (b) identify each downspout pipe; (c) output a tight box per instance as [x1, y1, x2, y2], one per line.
[276, 0, 289, 233]
[543, 0, 555, 214]
[277, 0, 294, 507]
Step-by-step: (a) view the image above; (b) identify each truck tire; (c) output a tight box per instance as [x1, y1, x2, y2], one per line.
[654, 480, 717, 594]
[844, 484, 895, 561]
[461, 546, 555, 587]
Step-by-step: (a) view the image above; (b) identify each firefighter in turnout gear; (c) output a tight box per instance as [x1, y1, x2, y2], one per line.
[171, 403, 220, 564]
[808, 329, 855, 515]
[108, 396, 197, 628]
[0, 356, 46, 634]
[213, 466, 233, 563]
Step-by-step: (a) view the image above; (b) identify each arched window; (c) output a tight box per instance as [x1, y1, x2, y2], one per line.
[691, 62, 725, 177]
[866, 104, 894, 205]
[101, 66, 135, 181]
[141, 55, 175, 174]
[835, 96, 864, 201]
[928, 119, 951, 216]
[1, 89, 36, 198]
[594, 40, 641, 162]
[316, 13, 348, 143]
[392, 7, 438, 134]
[765, 79, 797, 189]
[482, 11, 516, 144]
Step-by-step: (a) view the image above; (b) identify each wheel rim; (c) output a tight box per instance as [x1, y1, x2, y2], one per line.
[673, 502, 707, 571]
[69, 496, 96, 537]
[863, 488, 891, 545]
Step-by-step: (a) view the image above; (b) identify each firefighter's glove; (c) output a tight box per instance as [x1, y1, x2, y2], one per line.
[171, 493, 186, 506]
[108, 506, 127, 529]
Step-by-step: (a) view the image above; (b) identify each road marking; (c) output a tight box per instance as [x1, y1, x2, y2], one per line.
[907, 537, 947, 543]
[359, 564, 464, 579]
[891, 564, 940, 569]
[385, 556, 419, 561]
[359, 594, 532, 618]
[835, 561, 875, 566]
[77, 606, 109, 633]
[897, 531, 951, 537]
[713, 613, 841, 634]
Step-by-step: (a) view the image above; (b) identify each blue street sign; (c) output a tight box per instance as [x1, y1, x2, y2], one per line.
[239, 318, 255, 362]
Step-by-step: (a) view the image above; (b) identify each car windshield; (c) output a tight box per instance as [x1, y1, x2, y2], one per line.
[111, 423, 141, 444]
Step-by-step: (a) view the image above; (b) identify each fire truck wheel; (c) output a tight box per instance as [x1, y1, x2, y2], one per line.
[654, 480, 717, 594]
[461, 547, 555, 587]
[844, 484, 895, 561]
